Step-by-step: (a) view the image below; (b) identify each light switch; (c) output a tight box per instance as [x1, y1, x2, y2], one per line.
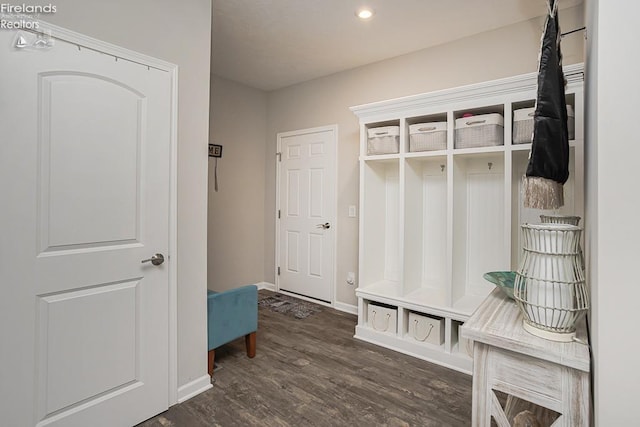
[348, 205, 357, 218]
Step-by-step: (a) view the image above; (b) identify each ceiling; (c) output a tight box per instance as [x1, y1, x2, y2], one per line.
[211, 0, 583, 92]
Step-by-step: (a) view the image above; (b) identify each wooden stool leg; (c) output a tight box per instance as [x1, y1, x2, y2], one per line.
[245, 332, 256, 358]
[208, 349, 215, 377]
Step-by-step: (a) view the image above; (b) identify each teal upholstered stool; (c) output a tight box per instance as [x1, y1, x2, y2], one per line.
[207, 285, 258, 377]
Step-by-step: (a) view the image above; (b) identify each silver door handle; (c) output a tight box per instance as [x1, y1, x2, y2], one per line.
[141, 253, 165, 266]
[316, 222, 330, 229]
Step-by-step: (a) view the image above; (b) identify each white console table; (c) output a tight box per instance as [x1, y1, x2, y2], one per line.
[461, 289, 591, 426]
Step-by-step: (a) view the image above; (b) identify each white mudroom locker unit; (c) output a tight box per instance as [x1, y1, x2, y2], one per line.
[351, 63, 584, 373]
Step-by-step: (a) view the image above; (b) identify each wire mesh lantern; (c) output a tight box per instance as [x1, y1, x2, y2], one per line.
[540, 214, 584, 270]
[513, 223, 589, 342]
[540, 214, 581, 226]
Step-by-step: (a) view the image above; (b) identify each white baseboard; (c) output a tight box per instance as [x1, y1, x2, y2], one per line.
[334, 301, 357, 315]
[177, 375, 212, 404]
[256, 281, 276, 291]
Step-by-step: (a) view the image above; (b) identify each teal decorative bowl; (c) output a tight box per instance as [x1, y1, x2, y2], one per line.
[483, 271, 516, 300]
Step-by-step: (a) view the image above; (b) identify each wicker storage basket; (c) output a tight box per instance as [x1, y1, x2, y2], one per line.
[513, 105, 575, 144]
[513, 107, 536, 144]
[367, 126, 399, 155]
[409, 122, 447, 152]
[367, 302, 397, 335]
[407, 312, 444, 345]
[454, 113, 504, 148]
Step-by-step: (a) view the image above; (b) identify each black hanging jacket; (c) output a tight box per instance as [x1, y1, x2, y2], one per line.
[526, 0, 569, 186]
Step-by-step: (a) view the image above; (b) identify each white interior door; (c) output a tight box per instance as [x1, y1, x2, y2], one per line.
[0, 28, 173, 427]
[277, 126, 336, 303]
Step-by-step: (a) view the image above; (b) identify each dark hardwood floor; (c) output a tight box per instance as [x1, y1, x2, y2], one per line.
[139, 291, 472, 426]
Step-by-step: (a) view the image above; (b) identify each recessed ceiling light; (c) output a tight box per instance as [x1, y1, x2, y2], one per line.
[356, 8, 375, 20]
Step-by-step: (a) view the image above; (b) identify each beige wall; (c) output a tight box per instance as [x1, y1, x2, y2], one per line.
[265, 5, 585, 307]
[585, 1, 640, 424]
[209, 76, 267, 291]
[41, 0, 212, 390]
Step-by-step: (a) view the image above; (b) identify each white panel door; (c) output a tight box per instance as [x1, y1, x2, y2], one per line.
[277, 127, 336, 302]
[0, 29, 172, 427]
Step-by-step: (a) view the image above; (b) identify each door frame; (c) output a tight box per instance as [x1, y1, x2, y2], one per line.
[35, 20, 180, 406]
[275, 124, 338, 307]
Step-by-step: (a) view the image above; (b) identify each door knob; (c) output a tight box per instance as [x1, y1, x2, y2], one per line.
[141, 253, 165, 266]
[316, 222, 330, 229]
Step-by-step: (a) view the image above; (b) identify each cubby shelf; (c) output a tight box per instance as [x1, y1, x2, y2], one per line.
[351, 63, 585, 374]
